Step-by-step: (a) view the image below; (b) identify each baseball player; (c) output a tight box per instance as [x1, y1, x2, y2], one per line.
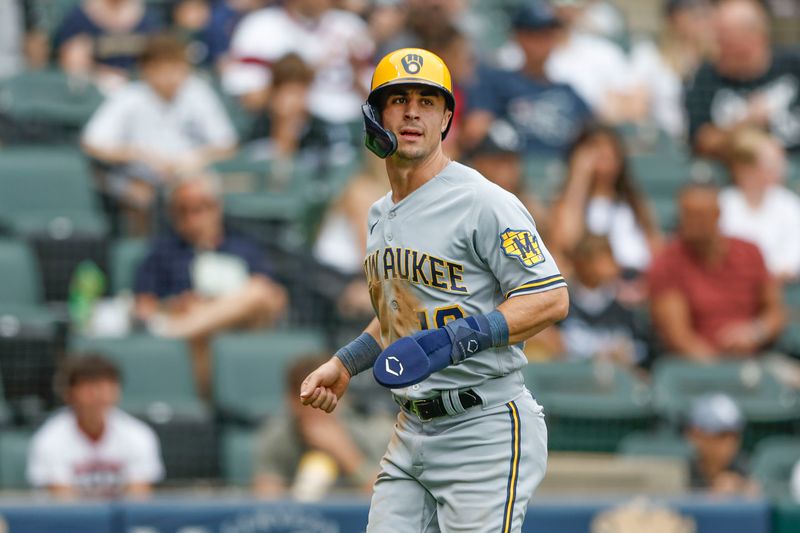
[300, 48, 568, 532]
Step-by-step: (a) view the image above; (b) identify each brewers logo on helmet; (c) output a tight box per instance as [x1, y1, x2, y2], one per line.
[362, 48, 456, 158]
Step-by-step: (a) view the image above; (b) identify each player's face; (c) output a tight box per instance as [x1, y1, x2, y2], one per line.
[381, 86, 452, 162]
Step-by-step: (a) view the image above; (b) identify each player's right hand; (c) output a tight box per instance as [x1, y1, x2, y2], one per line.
[300, 357, 351, 413]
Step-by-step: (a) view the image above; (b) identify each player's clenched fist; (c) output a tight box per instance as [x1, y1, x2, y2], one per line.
[299, 357, 351, 413]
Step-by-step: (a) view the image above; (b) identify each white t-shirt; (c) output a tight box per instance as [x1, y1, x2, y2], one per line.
[27, 408, 164, 497]
[719, 185, 800, 278]
[223, 6, 374, 123]
[82, 76, 237, 158]
[313, 212, 362, 274]
[629, 39, 685, 138]
[586, 197, 652, 271]
[792, 459, 800, 502]
[546, 32, 635, 112]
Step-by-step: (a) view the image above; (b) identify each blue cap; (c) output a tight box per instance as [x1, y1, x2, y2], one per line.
[688, 393, 744, 434]
[512, 0, 562, 31]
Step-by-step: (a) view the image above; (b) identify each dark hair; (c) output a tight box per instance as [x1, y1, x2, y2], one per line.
[271, 53, 315, 88]
[139, 33, 188, 66]
[286, 355, 329, 395]
[422, 24, 465, 56]
[570, 233, 614, 262]
[55, 354, 121, 395]
[565, 124, 658, 236]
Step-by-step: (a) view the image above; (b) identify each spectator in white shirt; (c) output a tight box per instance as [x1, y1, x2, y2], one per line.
[82, 33, 237, 234]
[629, 0, 716, 138]
[720, 127, 800, 281]
[546, 0, 646, 124]
[27, 355, 164, 499]
[222, 0, 374, 122]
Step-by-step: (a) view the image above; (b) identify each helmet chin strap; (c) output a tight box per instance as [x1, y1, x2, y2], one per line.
[362, 104, 398, 159]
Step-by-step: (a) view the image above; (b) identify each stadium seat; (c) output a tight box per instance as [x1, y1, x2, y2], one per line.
[70, 334, 206, 420]
[0, 69, 103, 143]
[110, 238, 148, 294]
[212, 329, 327, 425]
[523, 361, 654, 452]
[617, 430, 695, 461]
[221, 426, 257, 486]
[0, 145, 108, 236]
[0, 430, 31, 489]
[0, 240, 61, 421]
[522, 156, 566, 202]
[0, 239, 42, 306]
[750, 436, 800, 501]
[652, 358, 800, 450]
[148, 416, 219, 483]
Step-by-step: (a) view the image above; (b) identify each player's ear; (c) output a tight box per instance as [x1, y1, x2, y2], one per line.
[441, 109, 453, 134]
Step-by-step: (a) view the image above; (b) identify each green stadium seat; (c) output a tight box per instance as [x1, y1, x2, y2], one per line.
[629, 151, 692, 200]
[617, 430, 695, 461]
[0, 146, 108, 236]
[750, 436, 800, 501]
[0, 239, 42, 306]
[0, 69, 103, 129]
[652, 358, 800, 450]
[523, 361, 654, 452]
[522, 156, 566, 203]
[71, 334, 206, 419]
[0, 430, 31, 489]
[784, 283, 800, 311]
[221, 426, 257, 486]
[110, 238, 148, 294]
[212, 329, 327, 425]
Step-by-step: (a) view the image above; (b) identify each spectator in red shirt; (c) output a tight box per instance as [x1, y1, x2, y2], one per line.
[648, 182, 785, 360]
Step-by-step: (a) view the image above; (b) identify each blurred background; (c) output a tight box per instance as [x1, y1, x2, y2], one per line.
[0, 0, 799, 531]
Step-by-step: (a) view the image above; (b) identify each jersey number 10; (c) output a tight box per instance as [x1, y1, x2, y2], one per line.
[417, 304, 465, 330]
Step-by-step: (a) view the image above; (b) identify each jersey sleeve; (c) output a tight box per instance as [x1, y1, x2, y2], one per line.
[472, 185, 566, 299]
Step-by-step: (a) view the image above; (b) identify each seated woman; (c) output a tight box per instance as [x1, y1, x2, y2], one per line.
[550, 124, 662, 279]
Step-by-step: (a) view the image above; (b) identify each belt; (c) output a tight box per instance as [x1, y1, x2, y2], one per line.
[395, 389, 482, 421]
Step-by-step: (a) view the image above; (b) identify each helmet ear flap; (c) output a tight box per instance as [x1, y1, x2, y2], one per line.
[362, 104, 397, 159]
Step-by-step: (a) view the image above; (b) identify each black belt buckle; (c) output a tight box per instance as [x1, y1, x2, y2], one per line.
[408, 398, 436, 421]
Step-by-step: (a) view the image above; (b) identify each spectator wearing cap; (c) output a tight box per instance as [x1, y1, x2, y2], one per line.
[545, 0, 646, 124]
[686, 0, 800, 158]
[629, 0, 716, 138]
[134, 173, 288, 398]
[27, 355, 164, 499]
[648, 182, 785, 360]
[720, 127, 800, 281]
[55, 0, 163, 92]
[462, 0, 592, 157]
[82, 33, 238, 235]
[684, 393, 759, 495]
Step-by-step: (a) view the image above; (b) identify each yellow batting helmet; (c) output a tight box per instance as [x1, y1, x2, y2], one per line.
[367, 48, 456, 114]
[362, 49, 456, 158]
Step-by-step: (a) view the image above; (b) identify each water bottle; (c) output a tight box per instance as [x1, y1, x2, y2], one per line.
[68, 260, 106, 332]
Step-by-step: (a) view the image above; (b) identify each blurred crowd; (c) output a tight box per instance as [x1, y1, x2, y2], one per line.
[1, 0, 800, 503]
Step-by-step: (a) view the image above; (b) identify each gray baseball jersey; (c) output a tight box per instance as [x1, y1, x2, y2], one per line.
[363, 161, 562, 532]
[364, 160, 566, 400]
